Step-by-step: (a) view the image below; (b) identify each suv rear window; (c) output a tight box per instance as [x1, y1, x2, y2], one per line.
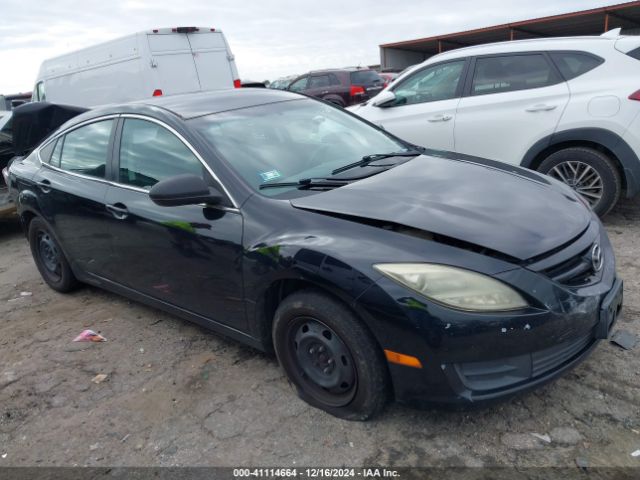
[549, 52, 603, 80]
[350, 70, 382, 86]
[628, 47, 640, 60]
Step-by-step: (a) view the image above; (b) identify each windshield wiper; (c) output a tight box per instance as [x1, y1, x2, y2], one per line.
[331, 150, 422, 175]
[259, 178, 350, 190]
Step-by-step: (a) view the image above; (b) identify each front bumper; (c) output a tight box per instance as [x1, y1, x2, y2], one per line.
[355, 224, 620, 407]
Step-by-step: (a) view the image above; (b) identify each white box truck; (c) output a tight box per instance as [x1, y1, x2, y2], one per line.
[32, 27, 240, 107]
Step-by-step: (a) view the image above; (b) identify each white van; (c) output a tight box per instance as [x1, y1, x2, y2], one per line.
[33, 27, 240, 107]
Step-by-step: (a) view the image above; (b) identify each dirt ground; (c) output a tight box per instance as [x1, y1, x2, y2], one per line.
[0, 200, 639, 469]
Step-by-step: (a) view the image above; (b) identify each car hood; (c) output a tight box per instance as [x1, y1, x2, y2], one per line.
[290, 154, 591, 261]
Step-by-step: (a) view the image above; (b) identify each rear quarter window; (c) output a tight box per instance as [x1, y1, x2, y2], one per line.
[50, 138, 63, 167]
[549, 52, 604, 80]
[39, 140, 57, 164]
[628, 47, 640, 61]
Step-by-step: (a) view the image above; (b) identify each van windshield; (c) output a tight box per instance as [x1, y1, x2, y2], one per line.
[191, 99, 408, 196]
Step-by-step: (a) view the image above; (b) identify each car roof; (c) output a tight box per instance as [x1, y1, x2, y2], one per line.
[138, 88, 302, 119]
[428, 35, 615, 61]
[66, 88, 306, 126]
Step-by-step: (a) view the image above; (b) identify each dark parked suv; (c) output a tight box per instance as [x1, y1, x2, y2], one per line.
[287, 68, 384, 107]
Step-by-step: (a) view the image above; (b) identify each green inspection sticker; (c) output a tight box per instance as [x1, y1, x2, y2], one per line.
[259, 170, 282, 182]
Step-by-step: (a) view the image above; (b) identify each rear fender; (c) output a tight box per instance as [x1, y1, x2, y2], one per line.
[521, 128, 640, 197]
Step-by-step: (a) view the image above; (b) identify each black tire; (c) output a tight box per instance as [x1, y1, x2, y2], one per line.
[272, 289, 389, 420]
[537, 147, 621, 217]
[28, 217, 79, 293]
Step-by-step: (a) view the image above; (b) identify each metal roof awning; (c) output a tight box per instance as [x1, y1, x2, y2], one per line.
[381, 1, 640, 61]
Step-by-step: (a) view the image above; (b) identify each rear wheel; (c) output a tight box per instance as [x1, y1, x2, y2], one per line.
[273, 289, 389, 420]
[28, 217, 79, 293]
[537, 147, 621, 217]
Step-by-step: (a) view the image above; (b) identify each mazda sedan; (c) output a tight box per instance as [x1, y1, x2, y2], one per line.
[8, 89, 622, 420]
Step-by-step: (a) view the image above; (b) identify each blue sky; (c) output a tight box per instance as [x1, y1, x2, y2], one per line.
[0, 0, 625, 92]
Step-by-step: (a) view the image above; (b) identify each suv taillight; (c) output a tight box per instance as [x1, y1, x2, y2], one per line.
[350, 85, 365, 97]
[233, 79, 242, 88]
[629, 90, 640, 101]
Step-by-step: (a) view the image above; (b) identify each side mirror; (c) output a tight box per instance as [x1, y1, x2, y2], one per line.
[371, 90, 397, 108]
[149, 174, 222, 207]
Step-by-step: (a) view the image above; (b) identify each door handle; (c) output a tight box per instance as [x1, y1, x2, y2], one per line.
[525, 104, 558, 112]
[106, 203, 129, 220]
[428, 114, 453, 122]
[36, 179, 51, 193]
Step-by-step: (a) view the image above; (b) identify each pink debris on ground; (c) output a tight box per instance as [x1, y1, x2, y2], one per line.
[73, 329, 107, 342]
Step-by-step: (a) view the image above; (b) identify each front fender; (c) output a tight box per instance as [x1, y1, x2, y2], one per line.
[243, 241, 379, 349]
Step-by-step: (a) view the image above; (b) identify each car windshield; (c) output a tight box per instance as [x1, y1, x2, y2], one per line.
[192, 99, 408, 196]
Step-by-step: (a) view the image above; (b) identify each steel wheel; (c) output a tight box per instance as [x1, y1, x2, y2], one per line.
[273, 289, 390, 420]
[288, 317, 357, 407]
[37, 231, 62, 281]
[28, 217, 79, 293]
[548, 160, 603, 208]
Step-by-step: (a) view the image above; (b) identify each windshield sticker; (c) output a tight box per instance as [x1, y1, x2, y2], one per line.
[259, 170, 282, 182]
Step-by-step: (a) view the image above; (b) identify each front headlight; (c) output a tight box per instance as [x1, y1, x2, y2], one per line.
[373, 263, 528, 312]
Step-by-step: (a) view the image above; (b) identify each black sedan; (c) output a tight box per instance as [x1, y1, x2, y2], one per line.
[7, 89, 622, 420]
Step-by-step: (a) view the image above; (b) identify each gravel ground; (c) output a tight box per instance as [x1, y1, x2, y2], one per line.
[0, 200, 639, 469]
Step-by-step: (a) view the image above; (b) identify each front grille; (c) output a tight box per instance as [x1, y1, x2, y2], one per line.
[524, 220, 601, 287]
[542, 246, 596, 286]
[455, 333, 594, 393]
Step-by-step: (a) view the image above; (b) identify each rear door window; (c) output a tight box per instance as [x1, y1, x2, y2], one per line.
[471, 54, 560, 95]
[549, 52, 604, 80]
[118, 118, 204, 189]
[308, 75, 331, 88]
[58, 120, 113, 178]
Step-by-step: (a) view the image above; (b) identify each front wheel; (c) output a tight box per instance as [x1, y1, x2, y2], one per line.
[272, 289, 389, 420]
[537, 147, 621, 217]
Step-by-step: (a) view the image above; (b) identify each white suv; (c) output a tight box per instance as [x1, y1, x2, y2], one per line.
[351, 31, 640, 216]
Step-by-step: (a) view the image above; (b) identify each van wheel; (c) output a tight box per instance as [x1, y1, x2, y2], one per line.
[537, 147, 621, 217]
[28, 217, 79, 293]
[272, 289, 389, 421]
